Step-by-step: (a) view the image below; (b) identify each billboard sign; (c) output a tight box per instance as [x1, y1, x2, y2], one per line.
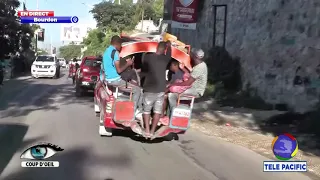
[60, 24, 95, 42]
[171, 0, 199, 30]
[38, 28, 45, 41]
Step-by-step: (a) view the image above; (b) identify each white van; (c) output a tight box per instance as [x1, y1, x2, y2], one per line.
[31, 55, 60, 78]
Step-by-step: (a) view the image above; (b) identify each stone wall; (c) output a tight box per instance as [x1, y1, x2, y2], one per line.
[172, 0, 320, 112]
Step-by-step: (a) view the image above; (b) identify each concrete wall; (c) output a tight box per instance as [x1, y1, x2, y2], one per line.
[172, 0, 320, 112]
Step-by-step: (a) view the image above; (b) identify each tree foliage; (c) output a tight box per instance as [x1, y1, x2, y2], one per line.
[0, 0, 35, 58]
[134, 0, 163, 25]
[82, 29, 117, 56]
[84, 0, 164, 57]
[37, 48, 48, 55]
[59, 44, 82, 60]
[91, 0, 164, 32]
[91, 1, 136, 32]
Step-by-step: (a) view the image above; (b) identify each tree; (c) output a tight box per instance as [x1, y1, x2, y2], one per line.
[0, 0, 36, 57]
[37, 48, 48, 55]
[91, 1, 136, 32]
[82, 29, 117, 56]
[152, 0, 164, 24]
[30, 24, 41, 50]
[90, 0, 164, 33]
[134, 0, 164, 26]
[59, 44, 82, 60]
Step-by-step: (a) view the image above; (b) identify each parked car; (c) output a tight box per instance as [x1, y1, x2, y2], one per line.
[75, 56, 102, 96]
[31, 55, 60, 78]
[58, 58, 66, 68]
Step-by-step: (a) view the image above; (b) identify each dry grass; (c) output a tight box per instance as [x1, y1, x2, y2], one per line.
[190, 119, 320, 178]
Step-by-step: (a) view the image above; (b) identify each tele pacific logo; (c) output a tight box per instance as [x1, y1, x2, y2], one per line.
[263, 133, 307, 172]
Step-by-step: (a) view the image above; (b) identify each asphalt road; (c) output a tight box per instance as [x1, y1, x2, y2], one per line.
[0, 70, 313, 180]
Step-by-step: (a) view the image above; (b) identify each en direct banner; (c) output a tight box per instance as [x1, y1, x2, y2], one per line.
[171, 0, 199, 30]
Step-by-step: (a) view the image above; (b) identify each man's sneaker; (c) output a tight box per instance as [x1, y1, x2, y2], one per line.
[135, 110, 143, 119]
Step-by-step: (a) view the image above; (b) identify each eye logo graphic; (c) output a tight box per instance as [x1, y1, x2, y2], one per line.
[20, 143, 64, 168]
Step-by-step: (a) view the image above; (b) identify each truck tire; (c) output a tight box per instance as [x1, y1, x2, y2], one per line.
[75, 83, 84, 97]
[56, 69, 60, 78]
[53, 70, 58, 79]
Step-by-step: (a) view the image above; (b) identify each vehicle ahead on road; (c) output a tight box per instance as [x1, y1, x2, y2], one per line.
[58, 58, 67, 68]
[68, 59, 80, 84]
[94, 34, 195, 140]
[75, 56, 102, 96]
[31, 55, 60, 79]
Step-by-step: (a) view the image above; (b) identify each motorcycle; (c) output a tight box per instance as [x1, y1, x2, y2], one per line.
[68, 63, 79, 85]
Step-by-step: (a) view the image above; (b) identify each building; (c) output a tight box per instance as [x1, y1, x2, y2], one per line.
[171, 0, 320, 112]
[135, 19, 159, 33]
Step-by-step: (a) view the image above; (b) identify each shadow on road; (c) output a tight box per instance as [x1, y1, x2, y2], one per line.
[0, 78, 32, 110]
[0, 123, 46, 175]
[0, 76, 94, 119]
[193, 98, 320, 158]
[1, 145, 131, 180]
[111, 129, 178, 144]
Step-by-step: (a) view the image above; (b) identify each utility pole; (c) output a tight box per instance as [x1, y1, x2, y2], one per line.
[35, 0, 39, 55]
[50, 36, 52, 54]
[140, 0, 144, 32]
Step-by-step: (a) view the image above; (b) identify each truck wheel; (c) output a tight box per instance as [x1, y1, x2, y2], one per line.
[56, 70, 60, 78]
[53, 72, 58, 79]
[164, 133, 179, 141]
[75, 83, 84, 97]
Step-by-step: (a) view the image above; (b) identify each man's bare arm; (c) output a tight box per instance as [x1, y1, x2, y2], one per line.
[114, 61, 130, 74]
[181, 67, 189, 74]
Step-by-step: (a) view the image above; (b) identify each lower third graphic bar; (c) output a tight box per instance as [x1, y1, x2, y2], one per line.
[20, 16, 79, 23]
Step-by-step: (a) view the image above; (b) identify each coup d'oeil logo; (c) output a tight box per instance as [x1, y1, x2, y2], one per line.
[271, 133, 298, 160]
[20, 143, 64, 168]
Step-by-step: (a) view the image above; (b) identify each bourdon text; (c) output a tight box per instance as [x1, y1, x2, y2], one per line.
[21, 161, 59, 168]
[34, 17, 57, 23]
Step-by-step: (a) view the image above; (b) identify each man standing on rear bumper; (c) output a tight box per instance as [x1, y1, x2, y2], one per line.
[142, 41, 172, 137]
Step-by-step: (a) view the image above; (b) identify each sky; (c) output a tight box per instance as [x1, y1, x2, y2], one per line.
[18, 0, 137, 49]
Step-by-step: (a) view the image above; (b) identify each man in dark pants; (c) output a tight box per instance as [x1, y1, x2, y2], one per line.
[142, 41, 172, 138]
